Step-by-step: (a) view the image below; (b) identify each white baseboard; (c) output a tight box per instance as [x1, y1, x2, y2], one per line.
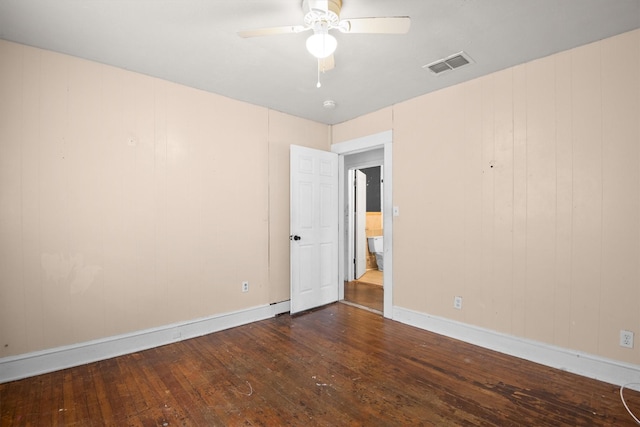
[5, 302, 637, 388]
[393, 306, 640, 388]
[0, 301, 290, 383]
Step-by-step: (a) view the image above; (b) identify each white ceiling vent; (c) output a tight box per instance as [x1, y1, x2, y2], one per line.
[423, 51, 474, 75]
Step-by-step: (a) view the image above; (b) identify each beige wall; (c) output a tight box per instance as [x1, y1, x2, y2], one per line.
[0, 40, 329, 358]
[332, 106, 393, 143]
[3, 28, 640, 368]
[333, 29, 640, 365]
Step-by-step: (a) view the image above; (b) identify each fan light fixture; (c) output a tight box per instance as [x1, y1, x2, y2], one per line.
[238, 0, 411, 80]
[306, 32, 337, 58]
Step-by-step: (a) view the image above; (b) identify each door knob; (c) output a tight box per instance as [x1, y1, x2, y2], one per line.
[290, 235, 301, 241]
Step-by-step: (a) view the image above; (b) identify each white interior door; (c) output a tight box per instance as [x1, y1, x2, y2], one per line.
[290, 145, 339, 314]
[355, 170, 367, 279]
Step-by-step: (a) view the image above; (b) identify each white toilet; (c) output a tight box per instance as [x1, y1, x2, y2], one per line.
[367, 236, 384, 271]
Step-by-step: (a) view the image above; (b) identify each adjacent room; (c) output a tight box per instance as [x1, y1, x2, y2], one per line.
[2, 0, 640, 424]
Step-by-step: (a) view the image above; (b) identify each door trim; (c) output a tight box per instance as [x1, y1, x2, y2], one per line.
[332, 130, 393, 319]
[347, 164, 382, 282]
[354, 169, 367, 279]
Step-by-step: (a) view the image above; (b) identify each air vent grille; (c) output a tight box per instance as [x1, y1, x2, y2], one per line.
[445, 54, 469, 69]
[424, 51, 474, 75]
[428, 61, 451, 74]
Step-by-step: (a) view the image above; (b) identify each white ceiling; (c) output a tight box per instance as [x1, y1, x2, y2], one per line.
[1, 0, 639, 125]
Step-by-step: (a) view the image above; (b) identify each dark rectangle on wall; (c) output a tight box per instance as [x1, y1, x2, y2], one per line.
[361, 166, 381, 212]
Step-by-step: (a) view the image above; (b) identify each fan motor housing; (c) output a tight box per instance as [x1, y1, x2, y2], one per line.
[303, 0, 342, 24]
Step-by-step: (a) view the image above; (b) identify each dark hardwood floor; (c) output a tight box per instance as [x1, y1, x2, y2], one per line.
[344, 280, 383, 313]
[2, 303, 639, 426]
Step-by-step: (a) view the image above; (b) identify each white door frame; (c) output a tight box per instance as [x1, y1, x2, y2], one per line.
[332, 130, 393, 319]
[346, 164, 383, 282]
[354, 169, 367, 279]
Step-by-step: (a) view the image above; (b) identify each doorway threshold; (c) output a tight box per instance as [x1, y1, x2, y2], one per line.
[339, 299, 383, 315]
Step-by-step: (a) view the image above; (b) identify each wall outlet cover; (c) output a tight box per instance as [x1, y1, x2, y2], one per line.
[620, 330, 634, 348]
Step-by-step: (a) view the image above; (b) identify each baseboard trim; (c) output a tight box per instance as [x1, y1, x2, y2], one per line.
[0, 301, 290, 383]
[393, 306, 640, 388]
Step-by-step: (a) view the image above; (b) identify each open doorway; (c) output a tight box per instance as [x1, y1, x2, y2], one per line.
[345, 165, 383, 312]
[356, 166, 383, 282]
[333, 130, 393, 318]
[342, 150, 384, 313]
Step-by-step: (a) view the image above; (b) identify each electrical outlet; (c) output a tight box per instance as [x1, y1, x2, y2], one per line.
[620, 330, 634, 348]
[242, 281, 249, 293]
[453, 296, 463, 310]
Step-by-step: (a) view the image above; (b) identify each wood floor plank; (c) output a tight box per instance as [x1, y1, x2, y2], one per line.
[89, 363, 115, 425]
[344, 281, 383, 312]
[2, 303, 640, 426]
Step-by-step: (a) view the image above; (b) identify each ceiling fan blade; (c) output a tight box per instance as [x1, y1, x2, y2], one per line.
[339, 17, 411, 34]
[238, 25, 307, 38]
[319, 54, 335, 72]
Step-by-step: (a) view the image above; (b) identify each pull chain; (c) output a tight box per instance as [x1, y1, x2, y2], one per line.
[317, 59, 322, 88]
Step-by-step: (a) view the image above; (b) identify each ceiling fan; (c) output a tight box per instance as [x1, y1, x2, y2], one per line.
[238, 0, 410, 84]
